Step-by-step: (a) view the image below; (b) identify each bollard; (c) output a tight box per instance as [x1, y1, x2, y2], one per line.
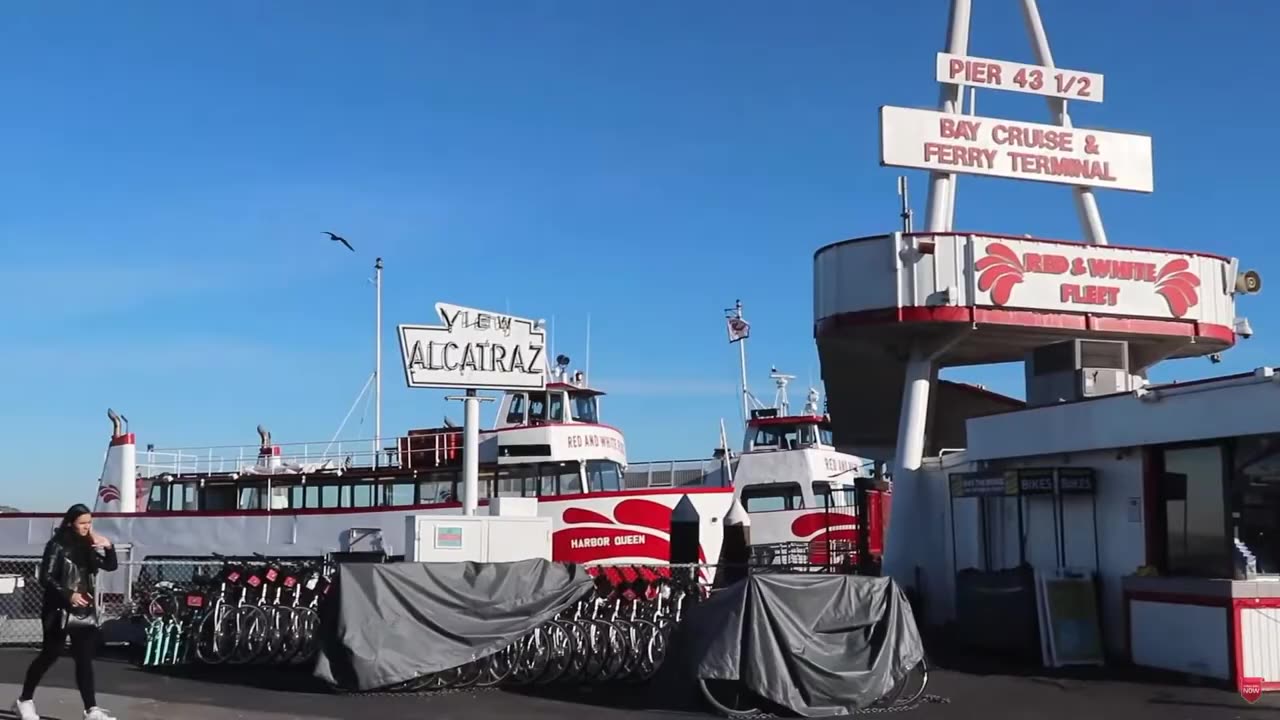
[714, 498, 751, 589]
[669, 495, 700, 589]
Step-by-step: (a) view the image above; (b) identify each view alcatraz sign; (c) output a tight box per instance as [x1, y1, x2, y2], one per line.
[971, 237, 1215, 320]
[880, 106, 1154, 193]
[399, 303, 547, 390]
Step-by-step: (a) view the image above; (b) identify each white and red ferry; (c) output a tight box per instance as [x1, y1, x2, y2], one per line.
[0, 365, 884, 569]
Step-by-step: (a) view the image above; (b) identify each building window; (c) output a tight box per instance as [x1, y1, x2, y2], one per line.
[1234, 433, 1280, 574]
[1160, 444, 1229, 578]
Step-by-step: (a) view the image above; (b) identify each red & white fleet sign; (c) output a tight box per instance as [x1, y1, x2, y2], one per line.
[880, 106, 1153, 193]
[969, 237, 1215, 320]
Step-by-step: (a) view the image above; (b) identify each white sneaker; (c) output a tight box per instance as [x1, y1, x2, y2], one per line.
[84, 707, 116, 720]
[13, 699, 39, 720]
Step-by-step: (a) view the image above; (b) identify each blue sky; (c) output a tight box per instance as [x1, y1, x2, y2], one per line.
[2, 1, 1278, 510]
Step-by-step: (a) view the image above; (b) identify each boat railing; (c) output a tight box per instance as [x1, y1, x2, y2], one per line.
[137, 438, 403, 478]
[623, 458, 735, 489]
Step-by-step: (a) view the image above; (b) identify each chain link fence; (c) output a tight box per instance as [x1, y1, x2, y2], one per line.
[0, 551, 855, 646]
[0, 556, 232, 646]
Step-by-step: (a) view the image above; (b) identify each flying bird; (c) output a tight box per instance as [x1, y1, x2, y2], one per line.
[324, 231, 354, 252]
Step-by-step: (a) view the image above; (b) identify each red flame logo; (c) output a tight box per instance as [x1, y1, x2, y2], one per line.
[98, 484, 120, 504]
[1153, 258, 1201, 318]
[974, 243, 1025, 306]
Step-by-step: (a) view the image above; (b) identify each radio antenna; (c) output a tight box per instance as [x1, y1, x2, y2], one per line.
[897, 176, 914, 233]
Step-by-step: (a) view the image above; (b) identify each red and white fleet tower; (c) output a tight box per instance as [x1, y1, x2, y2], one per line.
[813, 0, 1259, 590]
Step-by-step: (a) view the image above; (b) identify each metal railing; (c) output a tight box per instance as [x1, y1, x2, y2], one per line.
[623, 458, 734, 489]
[139, 439, 396, 478]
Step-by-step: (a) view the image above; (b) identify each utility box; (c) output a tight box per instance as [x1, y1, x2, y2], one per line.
[1025, 339, 1135, 406]
[404, 514, 552, 563]
[489, 497, 539, 518]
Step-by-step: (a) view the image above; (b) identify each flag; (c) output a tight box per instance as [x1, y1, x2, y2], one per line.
[726, 316, 750, 343]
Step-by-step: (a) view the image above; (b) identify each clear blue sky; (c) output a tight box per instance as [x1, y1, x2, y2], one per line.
[2, 1, 1278, 510]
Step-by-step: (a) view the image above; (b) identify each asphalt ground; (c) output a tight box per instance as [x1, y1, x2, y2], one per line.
[0, 645, 1274, 720]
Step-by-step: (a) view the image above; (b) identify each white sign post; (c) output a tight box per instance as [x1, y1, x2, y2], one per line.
[398, 303, 547, 516]
[880, 105, 1154, 193]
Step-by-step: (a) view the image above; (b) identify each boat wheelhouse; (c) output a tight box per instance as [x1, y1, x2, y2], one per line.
[137, 373, 629, 515]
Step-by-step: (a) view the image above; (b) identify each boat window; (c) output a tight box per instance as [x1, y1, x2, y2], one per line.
[528, 394, 548, 422]
[820, 427, 834, 446]
[753, 425, 800, 450]
[495, 468, 526, 497]
[571, 394, 598, 423]
[167, 483, 198, 512]
[419, 478, 456, 504]
[741, 482, 805, 513]
[203, 484, 237, 512]
[147, 483, 167, 512]
[586, 460, 623, 493]
[798, 424, 819, 446]
[238, 484, 265, 510]
[505, 394, 527, 425]
[320, 485, 340, 508]
[387, 483, 415, 506]
[290, 485, 305, 509]
[351, 483, 375, 508]
[305, 485, 321, 508]
[549, 393, 565, 422]
[560, 467, 583, 495]
[812, 484, 857, 509]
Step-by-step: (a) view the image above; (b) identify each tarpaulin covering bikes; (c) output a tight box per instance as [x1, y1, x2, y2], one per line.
[313, 558, 594, 691]
[673, 574, 925, 716]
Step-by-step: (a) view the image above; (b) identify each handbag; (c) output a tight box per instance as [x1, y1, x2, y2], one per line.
[62, 604, 100, 631]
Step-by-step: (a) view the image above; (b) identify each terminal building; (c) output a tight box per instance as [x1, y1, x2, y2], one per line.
[814, 0, 1278, 700]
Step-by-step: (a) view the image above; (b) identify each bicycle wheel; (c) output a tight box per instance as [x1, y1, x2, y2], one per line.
[590, 620, 626, 683]
[293, 607, 322, 663]
[628, 619, 664, 682]
[532, 622, 573, 685]
[232, 605, 269, 664]
[698, 678, 764, 718]
[876, 657, 929, 707]
[477, 646, 514, 687]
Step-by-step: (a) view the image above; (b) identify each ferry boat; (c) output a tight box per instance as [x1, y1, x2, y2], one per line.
[0, 323, 884, 571]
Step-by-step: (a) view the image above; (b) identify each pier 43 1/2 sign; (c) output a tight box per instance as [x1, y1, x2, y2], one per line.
[399, 303, 547, 390]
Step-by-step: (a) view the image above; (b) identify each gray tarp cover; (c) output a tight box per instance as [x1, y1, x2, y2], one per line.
[313, 559, 594, 691]
[690, 573, 924, 716]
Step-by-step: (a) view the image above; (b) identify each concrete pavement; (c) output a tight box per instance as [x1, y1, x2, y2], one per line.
[0, 648, 1276, 719]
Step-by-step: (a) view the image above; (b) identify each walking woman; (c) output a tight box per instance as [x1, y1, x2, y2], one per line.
[14, 504, 118, 720]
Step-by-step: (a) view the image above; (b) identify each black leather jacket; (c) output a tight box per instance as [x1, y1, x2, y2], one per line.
[37, 534, 118, 611]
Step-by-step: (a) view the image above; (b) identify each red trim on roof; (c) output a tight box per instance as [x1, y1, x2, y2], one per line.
[815, 306, 1236, 349]
[109, 433, 135, 447]
[815, 231, 1233, 263]
[0, 485, 732, 519]
[747, 415, 828, 428]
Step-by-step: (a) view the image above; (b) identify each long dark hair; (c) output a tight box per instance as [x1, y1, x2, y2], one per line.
[55, 504, 94, 562]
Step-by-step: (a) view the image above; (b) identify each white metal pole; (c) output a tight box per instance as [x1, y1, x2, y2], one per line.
[735, 300, 750, 422]
[1020, 0, 1108, 246]
[374, 257, 383, 467]
[462, 389, 479, 516]
[923, 0, 972, 233]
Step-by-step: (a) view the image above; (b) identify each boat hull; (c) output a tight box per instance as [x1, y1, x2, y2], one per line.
[0, 488, 735, 567]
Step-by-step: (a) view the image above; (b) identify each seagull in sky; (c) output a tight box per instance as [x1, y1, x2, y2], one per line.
[323, 231, 354, 252]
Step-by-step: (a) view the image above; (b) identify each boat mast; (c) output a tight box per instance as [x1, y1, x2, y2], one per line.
[374, 256, 383, 467]
[726, 299, 751, 423]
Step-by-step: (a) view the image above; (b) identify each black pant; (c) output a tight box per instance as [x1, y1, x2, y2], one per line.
[20, 608, 98, 710]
